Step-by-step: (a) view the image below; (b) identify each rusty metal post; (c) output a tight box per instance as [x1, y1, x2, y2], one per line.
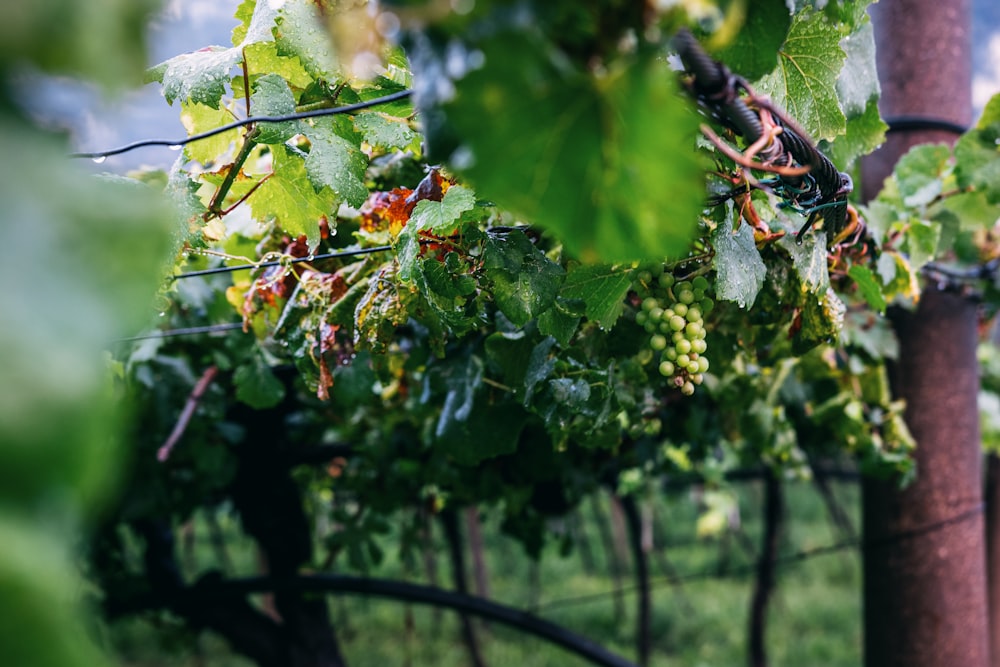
[859, 3, 987, 666]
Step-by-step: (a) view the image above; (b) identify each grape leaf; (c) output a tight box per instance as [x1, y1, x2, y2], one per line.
[714, 0, 791, 80]
[558, 263, 633, 330]
[436, 399, 526, 465]
[835, 20, 878, 117]
[537, 297, 583, 346]
[823, 20, 887, 167]
[148, 47, 242, 108]
[250, 144, 338, 248]
[779, 228, 829, 295]
[232, 0, 280, 46]
[251, 73, 298, 144]
[902, 219, 941, 271]
[954, 96, 1000, 203]
[275, 0, 339, 81]
[354, 112, 419, 151]
[411, 186, 476, 233]
[243, 41, 313, 90]
[894, 144, 951, 208]
[396, 186, 476, 281]
[755, 10, 847, 142]
[149, 0, 281, 107]
[234, 358, 286, 409]
[848, 264, 887, 313]
[931, 190, 1000, 230]
[303, 120, 369, 208]
[418, 31, 703, 263]
[712, 221, 766, 309]
[483, 231, 565, 328]
[824, 96, 886, 169]
[180, 102, 240, 165]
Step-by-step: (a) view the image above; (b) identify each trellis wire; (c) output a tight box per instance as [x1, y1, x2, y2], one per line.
[71, 89, 413, 160]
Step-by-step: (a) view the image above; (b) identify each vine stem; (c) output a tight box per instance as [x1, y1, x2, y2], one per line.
[157, 365, 219, 462]
[206, 127, 260, 219]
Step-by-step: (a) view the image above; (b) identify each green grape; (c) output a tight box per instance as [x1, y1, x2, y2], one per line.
[634, 272, 714, 398]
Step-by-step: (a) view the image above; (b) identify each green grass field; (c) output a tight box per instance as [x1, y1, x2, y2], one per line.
[103, 478, 861, 667]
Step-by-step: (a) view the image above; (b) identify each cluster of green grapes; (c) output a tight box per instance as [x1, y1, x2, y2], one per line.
[634, 272, 714, 395]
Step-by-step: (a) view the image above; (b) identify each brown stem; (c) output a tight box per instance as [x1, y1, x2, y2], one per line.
[157, 365, 219, 462]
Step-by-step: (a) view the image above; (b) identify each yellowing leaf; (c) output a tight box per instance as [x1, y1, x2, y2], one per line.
[250, 145, 338, 248]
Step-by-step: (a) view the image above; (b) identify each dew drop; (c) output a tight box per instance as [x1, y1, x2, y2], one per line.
[168, 144, 183, 151]
[158, 312, 166, 317]
[91, 155, 107, 164]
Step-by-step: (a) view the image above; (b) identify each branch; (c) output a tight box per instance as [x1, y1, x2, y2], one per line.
[108, 573, 640, 667]
[157, 365, 219, 462]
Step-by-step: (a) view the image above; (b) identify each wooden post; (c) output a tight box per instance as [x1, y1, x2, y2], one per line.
[859, 2, 988, 666]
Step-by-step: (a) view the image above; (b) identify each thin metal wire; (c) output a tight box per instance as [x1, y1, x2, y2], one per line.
[172, 245, 392, 281]
[72, 90, 413, 160]
[534, 502, 984, 612]
[113, 322, 245, 343]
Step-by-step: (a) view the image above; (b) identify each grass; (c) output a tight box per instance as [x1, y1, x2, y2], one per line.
[103, 478, 862, 667]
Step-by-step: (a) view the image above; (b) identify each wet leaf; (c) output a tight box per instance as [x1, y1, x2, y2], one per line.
[251, 73, 298, 144]
[713, 222, 766, 309]
[250, 144, 338, 248]
[848, 264, 887, 313]
[755, 10, 846, 142]
[558, 264, 632, 330]
[484, 231, 565, 328]
[303, 120, 369, 208]
[714, 0, 791, 81]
